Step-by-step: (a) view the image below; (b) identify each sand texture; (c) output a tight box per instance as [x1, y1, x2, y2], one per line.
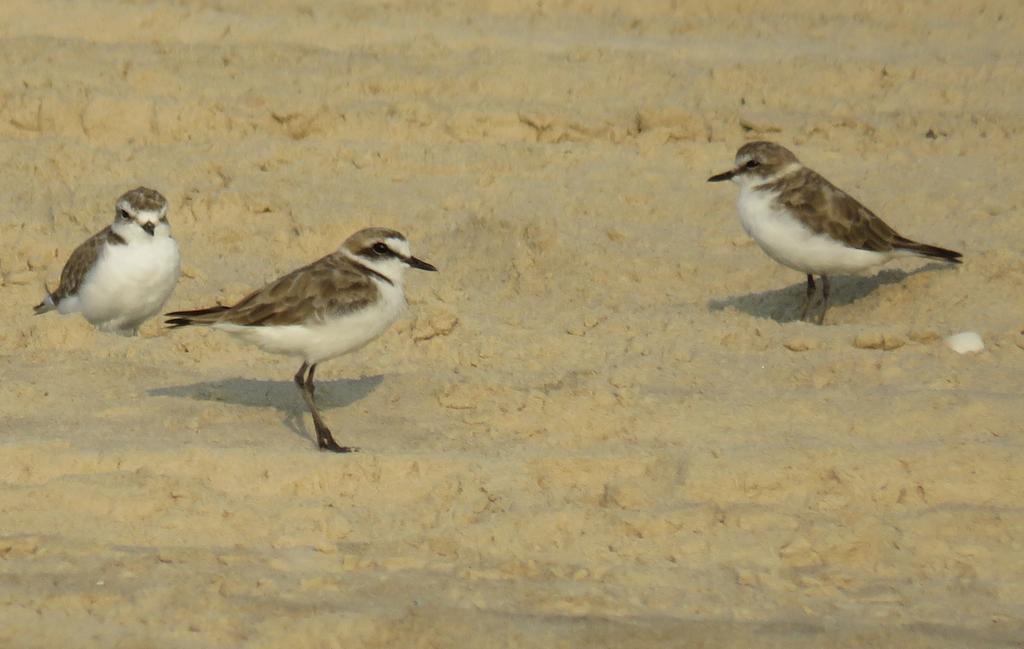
[1, 1, 1023, 647]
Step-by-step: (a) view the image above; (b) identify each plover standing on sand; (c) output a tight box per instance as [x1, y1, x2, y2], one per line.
[34, 187, 181, 336]
[708, 141, 961, 323]
[166, 227, 437, 453]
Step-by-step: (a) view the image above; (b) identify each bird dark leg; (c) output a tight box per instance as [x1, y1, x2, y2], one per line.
[293, 362, 309, 389]
[294, 362, 358, 453]
[816, 275, 831, 325]
[799, 274, 816, 322]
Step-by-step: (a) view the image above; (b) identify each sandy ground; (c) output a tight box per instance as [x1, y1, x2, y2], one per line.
[1, 1, 1022, 647]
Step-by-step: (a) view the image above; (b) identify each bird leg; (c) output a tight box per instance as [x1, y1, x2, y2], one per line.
[799, 274, 816, 322]
[293, 362, 308, 390]
[816, 275, 831, 325]
[294, 362, 358, 453]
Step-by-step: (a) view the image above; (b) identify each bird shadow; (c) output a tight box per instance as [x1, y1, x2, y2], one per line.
[707, 262, 955, 323]
[148, 375, 384, 443]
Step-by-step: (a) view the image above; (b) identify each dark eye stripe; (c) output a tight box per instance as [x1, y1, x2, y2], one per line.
[365, 242, 391, 255]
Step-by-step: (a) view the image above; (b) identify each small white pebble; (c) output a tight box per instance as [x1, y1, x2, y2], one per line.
[945, 331, 984, 354]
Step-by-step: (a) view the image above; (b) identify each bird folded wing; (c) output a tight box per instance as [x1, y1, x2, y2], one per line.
[776, 171, 902, 253]
[219, 256, 379, 327]
[52, 227, 126, 301]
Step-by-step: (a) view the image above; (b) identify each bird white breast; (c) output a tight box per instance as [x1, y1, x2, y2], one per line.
[73, 235, 181, 334]
[214, 277, 408, 364]
[736, 187, 891, 275]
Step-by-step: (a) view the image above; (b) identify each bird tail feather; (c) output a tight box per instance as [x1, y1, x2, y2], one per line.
[897, 240, 962, 264]
[33, 285, 56, 315]
[165, 305, 230, 328]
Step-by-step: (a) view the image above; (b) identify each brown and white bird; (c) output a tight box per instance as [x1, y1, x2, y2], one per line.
[708, 141, 961, 323]
[166, 227, 437, 453]
[34, 187, 180, 336]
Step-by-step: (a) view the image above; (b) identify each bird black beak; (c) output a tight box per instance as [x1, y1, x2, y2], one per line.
[707, 168, 737, 182]
[406, 256, 437, 272]
[142, 222, 155, 235]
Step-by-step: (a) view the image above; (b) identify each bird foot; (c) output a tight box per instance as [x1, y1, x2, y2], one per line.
[316, 428, 358, 453]
[318, 439, 359, 453]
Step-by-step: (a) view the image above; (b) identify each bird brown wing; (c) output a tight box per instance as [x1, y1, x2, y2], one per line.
[770, 169, 903, 253]
[215, 254, 380, 327]
[51, 226, 126, 302]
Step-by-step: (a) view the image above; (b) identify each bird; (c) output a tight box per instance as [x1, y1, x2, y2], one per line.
[165, 227, 437, 453]
[708, 141, 962, 323]
[34, 186, 181, 336]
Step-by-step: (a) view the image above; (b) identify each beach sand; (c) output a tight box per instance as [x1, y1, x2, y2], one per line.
[1, 1, 1022, 646]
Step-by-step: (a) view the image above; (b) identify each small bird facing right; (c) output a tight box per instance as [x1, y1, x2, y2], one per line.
[166, 227, 437, 453]
[708, 141, 962, 324]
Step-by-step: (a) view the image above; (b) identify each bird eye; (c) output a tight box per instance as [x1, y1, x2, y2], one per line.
[372, 242, 389, 255]
[118, 208, 131, 220]
[745, 160, 760, 169]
